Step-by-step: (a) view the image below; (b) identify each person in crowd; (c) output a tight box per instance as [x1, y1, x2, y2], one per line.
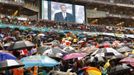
[12, 67, 24, 75]
[24, 68, 33, 75]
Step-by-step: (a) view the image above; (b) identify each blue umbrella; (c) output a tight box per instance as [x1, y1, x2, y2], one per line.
[41, 55, 60, 67]
[0, 52, 16, 61]
[20, 55, 59, 68]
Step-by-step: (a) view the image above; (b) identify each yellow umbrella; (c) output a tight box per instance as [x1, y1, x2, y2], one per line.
[86, 70, 101, 75]
[84, 67, 102, 75]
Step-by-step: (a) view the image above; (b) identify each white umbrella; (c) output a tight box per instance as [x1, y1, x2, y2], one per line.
[43, 47, 64, 57]
[92, 48, 123, 58]
[63, 46, 76, 53]
[4, 42, 14, 47]
[37, 33, 45, 37]
[43, 49, 53, 56]
[89, 56, 105, 62]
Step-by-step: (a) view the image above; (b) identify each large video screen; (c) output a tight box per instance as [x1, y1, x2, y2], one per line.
[41, 0, 85, 23]
[75, 5, 85, 23]
[42, 1, 48, 20]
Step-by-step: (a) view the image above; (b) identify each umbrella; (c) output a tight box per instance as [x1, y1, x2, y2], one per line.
[3, 36, 15, 41]
[37, 33, 45, 37]
[3, 42, 14, 47]
[8, 40, 35, 50]
[20, 55, 59, 68]
[120, 57, 134, 63]
[63, 46, 75, 53]
[120, 57, 134, 67]
[78, 40, 85, 44]
[80, 46, 98, 54]
[117, 46, 132, 53]
[37, 46, 50, 54]
[43, 47, 64, 57]
[88, 56, 105, 63]
[0, 59, 24, 70]
[82, 67, 102, 75]
[51, 47, 64, 54]
[91, 48, 123, 58]
[108, 64, 131, 75]
[51, 40, 60, 46]
[63, 53, 87, 60]
[103, 37, 111, 41]
[0, 51, 16, 61]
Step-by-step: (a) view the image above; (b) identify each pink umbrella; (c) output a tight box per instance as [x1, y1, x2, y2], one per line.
[63, 53, 87, 60]
[3, 36, 14, 41]
[120, 57, 134, 67]
[120, 57, 134, 63]
[81, 47, 97, 54]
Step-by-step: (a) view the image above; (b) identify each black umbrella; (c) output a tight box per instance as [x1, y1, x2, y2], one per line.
[108, 64, 131, 75]
[0, 59, 24, 70]
[52, 47, 64, 54]
[84, 54, 106, 67]
[37, 46, 50, 54]
[8, 40, 35, 50]
[117, 46, 132, 53]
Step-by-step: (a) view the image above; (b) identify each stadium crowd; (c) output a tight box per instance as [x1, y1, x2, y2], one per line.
[0, 13, 133, 75]
[0, 26, 133, 75]
[0, 15, 133, 34]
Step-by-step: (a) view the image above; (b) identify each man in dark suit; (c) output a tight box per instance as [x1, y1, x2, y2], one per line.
[54, 4, 74, 22]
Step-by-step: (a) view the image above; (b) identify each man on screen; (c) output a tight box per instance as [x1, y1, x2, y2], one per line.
[54, 4, 74, 22]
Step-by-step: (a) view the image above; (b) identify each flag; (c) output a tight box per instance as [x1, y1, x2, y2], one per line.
[132, 50, 134, 54]
[104, 60, 110, 69]
[12, 10, 19, 16]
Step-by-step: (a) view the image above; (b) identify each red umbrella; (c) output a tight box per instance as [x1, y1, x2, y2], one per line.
[99, 42, 111, 48]
[63, 53, 87, 60]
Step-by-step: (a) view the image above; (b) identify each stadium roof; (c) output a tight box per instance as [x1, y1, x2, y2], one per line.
[52, 0, 134, 8]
